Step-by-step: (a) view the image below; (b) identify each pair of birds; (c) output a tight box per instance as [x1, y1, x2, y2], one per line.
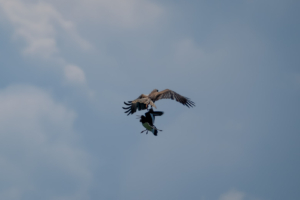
[123, 89, 195, 136]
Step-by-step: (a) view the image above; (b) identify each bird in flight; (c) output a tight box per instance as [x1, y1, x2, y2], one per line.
[123, 89, 195, 115]
[138, 108, 164, 136]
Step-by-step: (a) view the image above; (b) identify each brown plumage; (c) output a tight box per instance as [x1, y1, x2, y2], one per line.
[123, 89, 195, 115]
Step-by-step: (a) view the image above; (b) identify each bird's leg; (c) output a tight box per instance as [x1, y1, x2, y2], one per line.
[141, 130, 146, 133]
[154, 127, 162, 131]
[146, 131, 148, 134]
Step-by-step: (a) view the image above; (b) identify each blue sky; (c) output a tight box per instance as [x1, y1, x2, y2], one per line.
[0, 0, 299, 200]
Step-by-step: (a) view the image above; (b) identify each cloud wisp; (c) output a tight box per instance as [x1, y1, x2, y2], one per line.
[219, 189, 245, 200]
[0, 0, 90, 86]
[0, 85, 92, 200]
[51, 0, 164, 29]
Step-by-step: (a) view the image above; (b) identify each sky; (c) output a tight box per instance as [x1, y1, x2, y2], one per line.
[0, 0, 299, 200]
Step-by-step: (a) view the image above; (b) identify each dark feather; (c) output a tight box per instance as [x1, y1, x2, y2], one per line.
[124, 109, 131, 113]
[153, 89, 195, 108]
[124, 102, 131, 106]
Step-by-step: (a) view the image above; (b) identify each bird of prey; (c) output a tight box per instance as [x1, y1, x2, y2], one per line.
[123, 89, 195, 115]
[138, 108, 164, 136]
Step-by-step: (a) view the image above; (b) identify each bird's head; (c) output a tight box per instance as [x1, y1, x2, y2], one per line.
[137, 115, 145, 123]
[152, 89, 159, 93]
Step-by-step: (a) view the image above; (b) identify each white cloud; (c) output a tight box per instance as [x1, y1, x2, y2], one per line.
[0, 85, 92, 200]
[49, 0, 164, 29]
[0, 0, 89, 87]
[219, 189, 245, 200]
[0, 0, 88, 57]
[0, 0, 165, 89]
[64, 64, 86, 85]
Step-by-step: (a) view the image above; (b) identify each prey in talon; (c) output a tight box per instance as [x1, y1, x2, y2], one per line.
[138, 108, 163, 136]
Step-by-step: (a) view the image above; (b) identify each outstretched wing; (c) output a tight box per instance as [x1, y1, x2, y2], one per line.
[123, 96, 150, 115]
[123, 94, 158, 115]
[152, 89, 195, 108]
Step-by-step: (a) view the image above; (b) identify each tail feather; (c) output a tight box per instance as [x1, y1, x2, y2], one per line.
[151, 111, 164, 116]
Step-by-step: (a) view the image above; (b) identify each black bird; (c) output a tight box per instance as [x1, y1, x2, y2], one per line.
[138, 108, 164, 136]
[123, 89, 195, 115]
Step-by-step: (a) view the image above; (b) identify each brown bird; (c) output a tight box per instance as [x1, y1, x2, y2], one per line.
[123, 89, 195, 115]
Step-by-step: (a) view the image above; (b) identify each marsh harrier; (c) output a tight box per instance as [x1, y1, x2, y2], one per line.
[123, 89, 195, 115]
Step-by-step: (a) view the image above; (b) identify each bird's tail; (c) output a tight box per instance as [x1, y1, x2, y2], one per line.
[147, 108, 164, 116]
[152, 111, 164, 116]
